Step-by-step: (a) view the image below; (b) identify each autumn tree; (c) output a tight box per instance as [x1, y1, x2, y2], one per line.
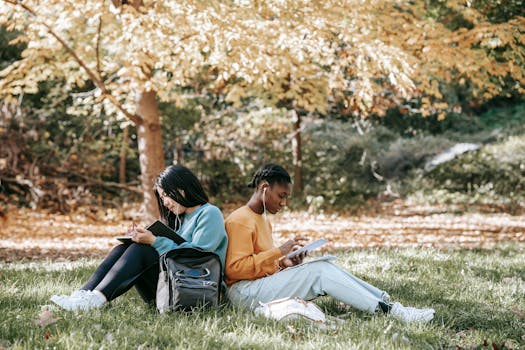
[1, 0, 522, 210]
[214, 1, 524, 193]
[0, 1, 167, 219]
[371, 0, 525, 118]
[0, 0, 421, 206]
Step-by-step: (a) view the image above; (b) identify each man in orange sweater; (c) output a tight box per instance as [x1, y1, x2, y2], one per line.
[224, 164, 435, 323]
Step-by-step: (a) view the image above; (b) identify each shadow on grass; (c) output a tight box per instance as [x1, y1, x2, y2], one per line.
[2, 245, 523, 349]
[361, 257, 525, 342]
[0, 247, 107, 263]
[309, 246, 525, 343]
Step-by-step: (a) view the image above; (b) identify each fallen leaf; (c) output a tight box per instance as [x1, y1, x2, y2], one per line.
[511, 306, 525, 319]
[502, 339, 520, 349]
[456, 330, 467, 338]
[0, 339, 12, 349]
[35, 310, 61, 327]
[2, 204, 525, 261]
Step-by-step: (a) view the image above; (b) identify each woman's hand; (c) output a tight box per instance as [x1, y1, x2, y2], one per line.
[278, 239, 298, 255]
[278, 236, 307, 255]
[131, 227, 156, 245]
[289, 248, 307, 265]
[278, 238, 308, 268]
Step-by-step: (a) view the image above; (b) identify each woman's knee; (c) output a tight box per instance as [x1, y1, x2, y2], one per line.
[227, 283, 257, 309]
[304, 261, 337, 275]
[110, 243, 129, 255]
[308, 261, 337, 272]
[124, 243, 159, 262]
[128, 243, 157, 254]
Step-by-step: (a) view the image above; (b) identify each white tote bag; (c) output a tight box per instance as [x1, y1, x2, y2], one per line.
[254, 297, 326, 324]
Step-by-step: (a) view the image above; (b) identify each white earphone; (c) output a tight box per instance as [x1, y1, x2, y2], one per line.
[262, 186, 268, 221]
[175, 204, 182, 229]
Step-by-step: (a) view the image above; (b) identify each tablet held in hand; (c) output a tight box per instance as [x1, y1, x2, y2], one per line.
[286, 239, 328, 259]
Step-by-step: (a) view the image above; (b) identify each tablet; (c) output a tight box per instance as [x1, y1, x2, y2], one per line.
[286, 239, 328, 259]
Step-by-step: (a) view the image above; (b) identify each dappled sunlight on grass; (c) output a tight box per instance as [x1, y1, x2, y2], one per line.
[1, 244, 523, 349]
[0, 258, 97, 272]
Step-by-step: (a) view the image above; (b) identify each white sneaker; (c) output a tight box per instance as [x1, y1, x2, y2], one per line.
[390, 302, 434, 323]
[50, 294, 70, 305]
[50, 290, 106, 311]
[70, 289, 90, 298]
[382, 292, 391, 304]
[50, 290, 89, 304]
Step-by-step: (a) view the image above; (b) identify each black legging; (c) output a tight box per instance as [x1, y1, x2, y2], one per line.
[82, 243, 160, 303]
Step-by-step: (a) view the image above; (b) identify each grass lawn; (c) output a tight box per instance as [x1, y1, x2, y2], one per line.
[1, 244, 524, 350]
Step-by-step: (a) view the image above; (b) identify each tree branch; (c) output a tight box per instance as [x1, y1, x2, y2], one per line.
[3, 0, 143, 126]
[96, 13, 103, 81]
[1, 174, 142, 194]
[52, 169, 142, 193]
[70, 71, 121, 98]
[68, 179, 142, 194]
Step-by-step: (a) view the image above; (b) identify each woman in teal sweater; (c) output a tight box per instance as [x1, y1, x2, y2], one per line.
[51, 165, 227, 311]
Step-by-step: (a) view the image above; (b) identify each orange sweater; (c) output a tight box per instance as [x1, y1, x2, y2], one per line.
[224, 206, 282, 286]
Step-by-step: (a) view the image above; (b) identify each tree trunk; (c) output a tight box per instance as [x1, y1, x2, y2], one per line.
[291, 109, 303, 195]
[135, 90, 165, 222]
[119, 125, 129, 184]
[174, 136, 184, 164]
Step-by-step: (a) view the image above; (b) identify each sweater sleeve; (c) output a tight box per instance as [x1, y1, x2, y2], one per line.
[225, 219, 282, 281]
[151, 206, 226, 256]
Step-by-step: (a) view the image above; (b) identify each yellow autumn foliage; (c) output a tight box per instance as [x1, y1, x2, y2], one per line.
[0, 0, 523, 119]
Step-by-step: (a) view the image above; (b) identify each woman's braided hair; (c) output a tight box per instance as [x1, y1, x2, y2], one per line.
[248, 163, 291, 188]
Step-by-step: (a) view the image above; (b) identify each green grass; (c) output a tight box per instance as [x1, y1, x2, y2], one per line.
[1, 244, 524, 350]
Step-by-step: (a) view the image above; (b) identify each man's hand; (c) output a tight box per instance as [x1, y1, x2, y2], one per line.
[131, 227, 156, 245]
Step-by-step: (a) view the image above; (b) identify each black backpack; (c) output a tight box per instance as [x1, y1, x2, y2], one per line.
[156, 247, 222, 313]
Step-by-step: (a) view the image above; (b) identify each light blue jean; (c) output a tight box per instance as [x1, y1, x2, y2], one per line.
[227, 259, 388, 313]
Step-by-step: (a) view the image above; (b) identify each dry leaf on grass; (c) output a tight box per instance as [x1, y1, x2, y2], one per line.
[1, 204, 525, 261]
[35, 310, 61, 327]
[510, 306, 525, 319]
[0, 339, 12, 349]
